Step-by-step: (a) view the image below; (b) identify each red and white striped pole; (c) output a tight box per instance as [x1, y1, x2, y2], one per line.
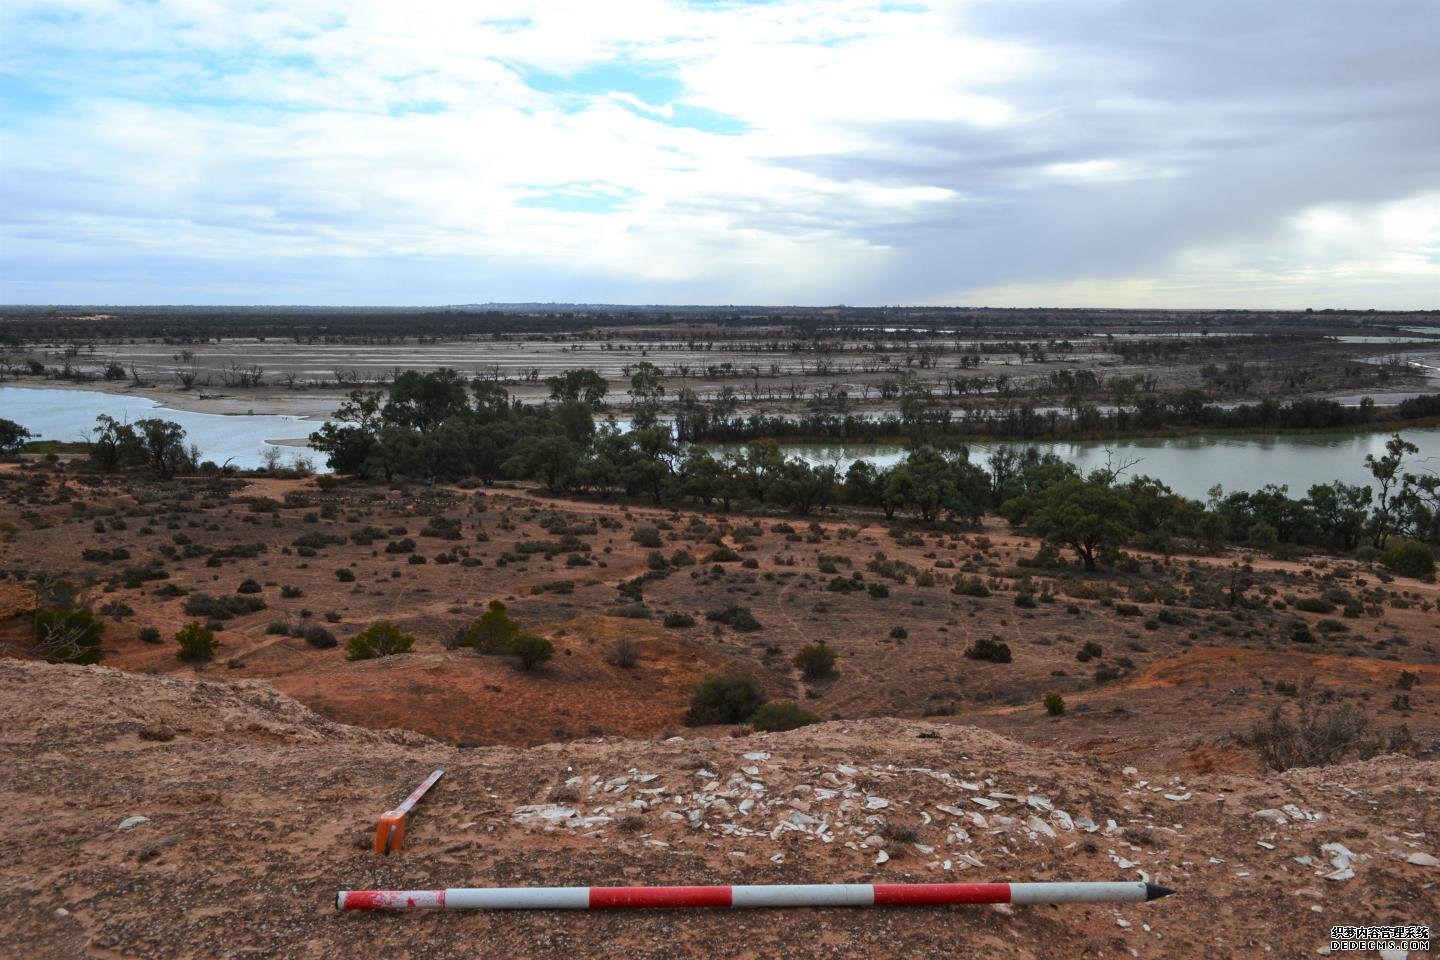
[337, 881, 1174, 912]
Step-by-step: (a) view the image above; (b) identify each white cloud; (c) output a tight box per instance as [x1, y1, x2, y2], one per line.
[1, 0, 1437, 304]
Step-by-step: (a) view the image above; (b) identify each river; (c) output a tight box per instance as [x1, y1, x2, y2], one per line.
[3, 385, 1438, 498]
[1, 386, 319, 470]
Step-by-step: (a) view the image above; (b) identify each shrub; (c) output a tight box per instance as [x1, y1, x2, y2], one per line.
[511, 633, 554, 670]
[182, 593, 265, 621]
[384, 537, 416, 554]
[138, 626, 162, 644]
[607, 637, 640, 668]
[953, 577, 990, 598]
[280, 584, 304, 598]
[706, 605, 762, 631]
[889, 626, 908, 639]
[33, 606, 105, 665]
[1043, 693, 1066, 716]
[291, 532, 344, 551]
[866, 582, 889, 599]
[684, 674, 765, 725]
[346, 621, 415, 661]
[1381, 539, 1436, 579]
[461, 600, 518, 653]
[99, 600, 134, 620]
[300, 625, 337, 649]
[1076, 640, 1103, 662]
[827, 575, 863, 593]
[236, 579, 262, 594]
[175, 622, 216, 661]
[793, 642, 838, 679]
[663, 612, 696, 628]
[1014, 592, 1037, 609]
[705, 546, 741, 563]
[1293, 597, 1335, 614]
[335, 568, 355, 583]
[1244, 685, 1402, 771]
[265, 621, 291, 635]
[631, 526, 663, 548]
[964, 636, 1012, 663]
[613, 603, 651, 619]
[749, 701, 819, 732]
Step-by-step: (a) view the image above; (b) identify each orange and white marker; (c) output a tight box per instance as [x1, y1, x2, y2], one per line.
[374, 766, 445, 855]
[338, 880, 1175, 911]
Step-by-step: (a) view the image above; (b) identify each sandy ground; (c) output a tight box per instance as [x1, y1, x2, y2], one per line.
[2, 658, 1436, 959]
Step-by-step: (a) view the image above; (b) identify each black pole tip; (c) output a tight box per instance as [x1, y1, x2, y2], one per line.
[1144, 883, 1176, 901]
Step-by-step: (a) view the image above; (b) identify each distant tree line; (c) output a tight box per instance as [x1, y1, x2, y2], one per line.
[677, 392, 1440, 444]
[301, 370, 1440, 570]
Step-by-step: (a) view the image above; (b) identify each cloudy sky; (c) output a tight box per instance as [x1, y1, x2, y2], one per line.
[2, 0, 1438, 307]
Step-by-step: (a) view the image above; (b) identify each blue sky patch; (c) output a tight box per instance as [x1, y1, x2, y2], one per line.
[518, 186, 639, 214]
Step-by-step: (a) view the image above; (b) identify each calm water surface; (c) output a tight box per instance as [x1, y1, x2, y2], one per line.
[4, 385, 1438, 497]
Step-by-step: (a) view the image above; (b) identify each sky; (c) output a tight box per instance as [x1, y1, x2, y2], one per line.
[1, 0, 1438, 308]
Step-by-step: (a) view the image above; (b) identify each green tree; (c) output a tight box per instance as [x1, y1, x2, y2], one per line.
[134, 418, 194, 478]
[1366, 434, 1419, 547]
[90, 414, 141, 471]
[1010, 476, 1135, 571]
[0, 418, 33, 453]
[545, 369, 609, 408]
[505, 435, 582, 492]
[308, 390, 384, 478]
[383, 368, 471, 432]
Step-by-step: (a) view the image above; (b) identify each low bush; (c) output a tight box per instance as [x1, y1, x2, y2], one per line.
[706, 605, 762, 631]
[236, 578, 262, 594]
[1043, 692, 1066, 716]
[953, 577, 990, 598]
[1244, 685, 1408, 771]
[749, 701, 819, 732]
[182, 593, 266, 621]
[460, 600, 518, 653]
[300, 625, 337, 649]
[346, 621, 415, 661]
[1381, 539, 1436, 579]
[1076, 640, 1103, 662]
[663, 612, 696, 628]
[793, 642, 837, 679]
[606, 637, 640, 668]
[684, 674, 765, 725]
[33, 606, 105, 665]
[175, 622, 216, 661]
[964, 636, 1012, 663]
[511, 633, 554, 670]
[335, 568, 355, 583]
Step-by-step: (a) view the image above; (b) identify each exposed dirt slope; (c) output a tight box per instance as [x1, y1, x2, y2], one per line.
[3, 659, 1435, 959]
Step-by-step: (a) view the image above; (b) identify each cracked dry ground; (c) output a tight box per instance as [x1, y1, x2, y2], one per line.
[3, 660, 1436, 960]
